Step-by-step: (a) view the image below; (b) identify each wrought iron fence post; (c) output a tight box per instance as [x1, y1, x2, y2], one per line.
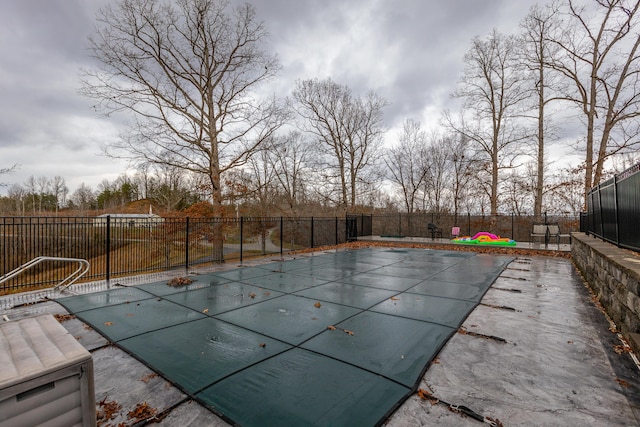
[185, 217, 190, 273]
[106, 215, 111, 286]
[335, 217, 338, 245]
[467, 213, 471, 236]
[240, 216, 244, 263]
[614, 175, 620, 246]
[280, 217, 284, 256]
[511, 213, 514, 239]
[598, 184, 604, 240]
[587, 189, 596, 235]
[311, 217, 314, 248]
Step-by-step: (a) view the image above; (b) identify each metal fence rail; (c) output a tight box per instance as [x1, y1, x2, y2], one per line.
[0, 216, 364, 293]
[581, 162, 640, 252]
[1, 212, 579, 294]
[372, 212, 578, 243]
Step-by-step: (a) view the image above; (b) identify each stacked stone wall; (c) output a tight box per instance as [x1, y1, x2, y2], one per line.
[572, 232, 640, 354]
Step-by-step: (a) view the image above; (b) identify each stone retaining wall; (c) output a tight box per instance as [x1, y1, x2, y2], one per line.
[572, 232, 640, 354]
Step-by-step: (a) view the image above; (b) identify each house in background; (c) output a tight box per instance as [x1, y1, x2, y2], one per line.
[93, 206, 164, 228]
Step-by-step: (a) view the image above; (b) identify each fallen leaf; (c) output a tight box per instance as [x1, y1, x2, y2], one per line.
[140, 373, 159, 383]
[264, 291, 271, 296]
[344, 329, 354, 336]
[616, 378, 631, 388]
[96, 398, 121, 423]
[417, 388, 431, 399]
[104, 321, 113, 327]
[167, 277, 194, 287]
[127, 402, 157, 423]
[431, 357, 440, 364]
[202, 308, 209, 314]
[259, 343, 266, 348]
[417, 388, 439, 405]
[327, 325, 337, 331]
[311, 317, 318, 320]
[613, 344, 631, 354]
[248, 292, 257, 299]
[314, 301, 322, 308]
[54, 314, 75, 322]
[390, 296, 399, 301]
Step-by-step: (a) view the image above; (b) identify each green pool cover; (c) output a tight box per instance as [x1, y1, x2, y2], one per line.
[56, 247, 512, 426]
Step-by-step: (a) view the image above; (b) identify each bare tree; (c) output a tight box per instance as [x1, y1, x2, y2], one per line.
[244, 146, 278, 216]
[267, 131, 310, 214]
[447, 30, 530, 214]
[7, 184, 26, 215]
[293, 78, 387, 210]
[545, 165, 585, 215]
[149, 165, 198, 211]
[133, 164, 153, 200]
[35, 176, 51, 213]
[0, 164, 18, 188]
[548, 0, 640, 205]
[70, 183, 96, 214]
[81, 0, 287, 260]
[24, 176, 38, 215]
[385, 119, 429, 214]
[519, 2, 566, 217]
[449, 133, 477, 220]
[51, 176, 68, 213]
[502, 168, 534, 215]
[421, 131, 453, 214]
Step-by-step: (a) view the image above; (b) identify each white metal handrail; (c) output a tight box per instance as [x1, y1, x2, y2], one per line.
[0, 257, 90, 292]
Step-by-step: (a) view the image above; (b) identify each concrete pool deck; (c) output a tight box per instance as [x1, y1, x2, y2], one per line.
[1, 245, 639, 426]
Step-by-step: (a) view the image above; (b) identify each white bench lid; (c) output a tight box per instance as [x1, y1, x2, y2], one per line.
[0, 314, 90, 389]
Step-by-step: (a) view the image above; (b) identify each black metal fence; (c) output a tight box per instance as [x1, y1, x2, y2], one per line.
[1, 212, 579, 294]
[0, 216, 365, 293]
[581, 162, 640, 252]
[372, 212, 578, 243]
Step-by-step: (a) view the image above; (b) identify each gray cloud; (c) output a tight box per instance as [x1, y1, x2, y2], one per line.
[0, 0, 542, 194]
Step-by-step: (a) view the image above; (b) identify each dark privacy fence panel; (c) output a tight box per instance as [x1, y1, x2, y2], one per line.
[582, 163, 640, 252]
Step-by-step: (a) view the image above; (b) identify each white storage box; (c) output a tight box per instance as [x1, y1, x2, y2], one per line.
[0, 314, 96, 427]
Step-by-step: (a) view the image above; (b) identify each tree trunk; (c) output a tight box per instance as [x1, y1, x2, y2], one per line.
[491, 145, 499, 215]
[534, 63, 545, 217]
[583, 71, 597, 209]
[210, 166, 224, 263]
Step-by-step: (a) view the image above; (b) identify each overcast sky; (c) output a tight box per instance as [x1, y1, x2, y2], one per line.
[0, 0, 547, 196]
